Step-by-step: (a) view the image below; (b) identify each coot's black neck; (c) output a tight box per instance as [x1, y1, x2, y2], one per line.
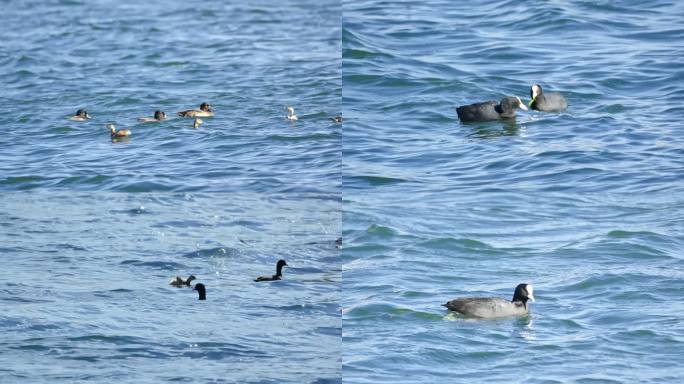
[512, 292, 529, 308]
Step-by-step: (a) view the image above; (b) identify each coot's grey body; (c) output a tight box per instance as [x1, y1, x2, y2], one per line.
[443, 283, 534, 318]
[456, 96, 528, 122]
[529, 84, 567, 112]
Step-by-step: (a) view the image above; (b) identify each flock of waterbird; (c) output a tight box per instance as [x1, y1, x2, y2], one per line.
[65, 98, 344, 303]
[65, 86, 562, 315]
[67, 103, 342, 141]
[169, 259, 289, 300]
[65, 102, 342, 301]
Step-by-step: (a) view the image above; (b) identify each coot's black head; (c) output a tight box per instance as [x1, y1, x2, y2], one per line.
[154, 110, 166, 120]
[76, 109, 90, 118]
[530, 84, 543, 100]
[194, 283, 206, 300]
[200, 102, 212, 112]
[277, 259, 288, 268]
[502, 96, 527, 110]
[512, 283, 534, 307]
[498, 96, 527, 118]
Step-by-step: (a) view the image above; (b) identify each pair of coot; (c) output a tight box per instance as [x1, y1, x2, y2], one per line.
[170, 259, 289, 300]
[456, 84, 567, 122]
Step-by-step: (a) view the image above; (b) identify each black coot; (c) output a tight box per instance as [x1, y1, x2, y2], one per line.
[529, 84, 567, 112]
[456, 96, 528, 122]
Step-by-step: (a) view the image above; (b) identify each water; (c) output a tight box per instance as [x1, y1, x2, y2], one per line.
[3, 0, 684, 382]
[342, 1, 684, 383]
[1, 0, 340, 383]
[1, 193, 340, 383]
[1, 0, 341, 194]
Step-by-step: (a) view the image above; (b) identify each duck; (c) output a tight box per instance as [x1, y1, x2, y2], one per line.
[69, 109, 91, 121]
[330, 116, 342, 123]
[107, 124, 131, 138]
[254, 259, 288, 282]
[193, 118, 203, 129]
[194, 283, 206, 300]
[442, 283, 534, 318]
[529, 84, 568, 112]
[137, 110, 167, 123]
[286, 106, 298, 121]
[456, 96, 528, 122]
[169, 275, 196, 288]
[177, 103, 214, 117]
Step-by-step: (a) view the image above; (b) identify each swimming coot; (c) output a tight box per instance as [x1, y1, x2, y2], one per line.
[254, 259, 288, 282]
[456, 96, 528, 122]
[443, 283, 534, 318]
[529, 84, 567, 112]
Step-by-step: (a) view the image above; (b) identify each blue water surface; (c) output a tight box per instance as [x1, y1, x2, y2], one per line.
[343, 1, 684, 383]
[0, 0, 341, 383]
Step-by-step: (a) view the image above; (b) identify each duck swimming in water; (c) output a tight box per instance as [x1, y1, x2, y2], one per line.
[193, 118, 203, 129]
[254, 259, 288, 282]
[169, 275, 196, 288]
[528, 84, 568, 112]
[107, 124, 131, 138]
[69, 109, 91, 121]
[443, 283, 534, 318]
[286, 106, 298, 121]
[137, 110, 167, 123]
[456, 96, 528, 122]
[177, 103, 214, 117]
[330, 116, 342, 123]
[194, 283, 206, 300]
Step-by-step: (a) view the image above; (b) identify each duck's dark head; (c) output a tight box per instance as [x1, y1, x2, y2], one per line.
[186, 275, 196, 284]
[276, 259, 288, 274]
[499, 96, 528, 117]
[530, 84, 543, 101]
[512, 283, 534, 308]
[154, 110, 166, 120]
[194, 283, 206, 300]
[200, 102, 212, 112]
[76, 109, 91, 118]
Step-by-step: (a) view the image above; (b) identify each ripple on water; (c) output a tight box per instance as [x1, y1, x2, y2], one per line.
[343, 0, 684, 382]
